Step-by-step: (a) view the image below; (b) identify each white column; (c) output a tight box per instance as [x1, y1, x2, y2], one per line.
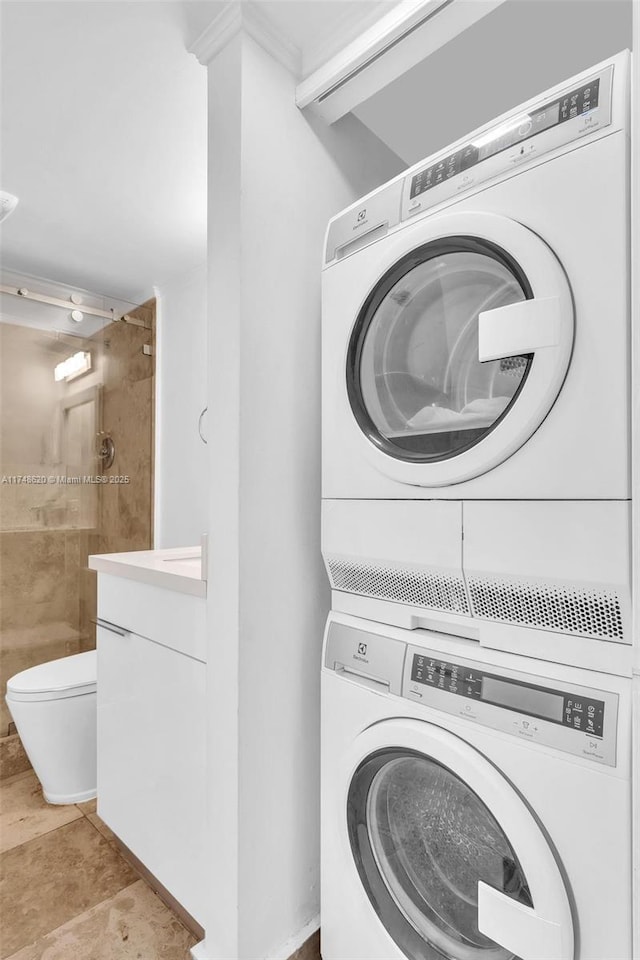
[191, 7, 404, 957]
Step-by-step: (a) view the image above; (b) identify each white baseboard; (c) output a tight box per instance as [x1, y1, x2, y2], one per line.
[265, 914, 320, 960]
[190, 942, 210, 960]
[190, 914, 320, 960]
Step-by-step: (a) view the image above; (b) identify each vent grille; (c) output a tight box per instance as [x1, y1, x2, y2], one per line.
[468, 576, 625, 641]
[326, 557, 470, 615]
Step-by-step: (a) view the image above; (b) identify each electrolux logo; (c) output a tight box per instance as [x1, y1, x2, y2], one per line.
[354, 641, 369, 663]
[353, 207, 368, 231]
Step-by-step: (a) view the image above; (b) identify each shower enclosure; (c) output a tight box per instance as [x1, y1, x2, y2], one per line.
[0, 272, 155, 751]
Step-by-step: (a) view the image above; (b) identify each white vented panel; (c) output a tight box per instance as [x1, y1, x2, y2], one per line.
[464, 501, 631, 644]
[327, 555, 470, 614]
[468, 575, 624, 640]
[322, 499, 468, 617]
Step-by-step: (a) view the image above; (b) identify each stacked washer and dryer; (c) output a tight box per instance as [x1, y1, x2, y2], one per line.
[320, 52, 634, 960]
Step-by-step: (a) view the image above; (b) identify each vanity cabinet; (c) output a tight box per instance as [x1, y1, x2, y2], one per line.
[95, 572, 206, 926]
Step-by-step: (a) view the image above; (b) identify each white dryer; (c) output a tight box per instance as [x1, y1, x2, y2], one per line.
[321, 53, 632, 671]
[321, 613, 633, 960]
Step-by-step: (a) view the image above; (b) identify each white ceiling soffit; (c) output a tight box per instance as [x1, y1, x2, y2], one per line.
[296, 0, 508, 123]
[355, 0, 632, 166]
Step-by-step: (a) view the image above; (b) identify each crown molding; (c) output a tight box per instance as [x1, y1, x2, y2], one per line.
[301, 2, 400, 77]
[189, 1, 301, 76]
[189, 3, 240, 65]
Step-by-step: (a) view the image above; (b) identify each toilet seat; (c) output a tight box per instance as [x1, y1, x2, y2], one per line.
[6, 650, 97, 703]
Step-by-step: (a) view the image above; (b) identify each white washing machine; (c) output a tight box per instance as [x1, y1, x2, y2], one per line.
[321, 53, 632, 672]
[321, 613, 633, 960]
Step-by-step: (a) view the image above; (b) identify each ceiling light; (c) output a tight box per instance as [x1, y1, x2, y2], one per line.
[0, 192, 19, 223]
[54, 351, 92, 382]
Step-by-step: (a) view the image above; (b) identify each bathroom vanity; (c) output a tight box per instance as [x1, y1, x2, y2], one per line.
[88, 547, 206, 927]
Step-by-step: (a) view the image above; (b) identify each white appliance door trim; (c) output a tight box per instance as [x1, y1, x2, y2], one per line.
[477, 883, 566, 960]
[347, 211, 574, 487]
[478, 297, 563, 361]
[342, 718, 574, 959]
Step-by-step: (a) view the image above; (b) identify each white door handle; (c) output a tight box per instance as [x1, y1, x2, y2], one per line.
[478, 297, 563, 362]
[477, 882, 572, 960]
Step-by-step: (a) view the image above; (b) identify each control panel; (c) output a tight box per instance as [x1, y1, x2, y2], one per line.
[324, 622, 619, 767]
[410, 655, 604, 736]
[405, 646, 618, 767]
[401, 64, 614, 220]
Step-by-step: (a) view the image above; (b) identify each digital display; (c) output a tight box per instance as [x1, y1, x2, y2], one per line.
[410, 77, 601, 200]
[482, 676, 564, 722]
[475, 103, 561, 163]
[410, 654, 605, 737]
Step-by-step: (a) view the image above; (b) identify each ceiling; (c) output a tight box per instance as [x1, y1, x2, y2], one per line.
[0, 1, 211, 303]
[0, 0, 398, 304]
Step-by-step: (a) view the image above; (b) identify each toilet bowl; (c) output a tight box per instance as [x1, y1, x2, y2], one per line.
[6, 650, 97, 804]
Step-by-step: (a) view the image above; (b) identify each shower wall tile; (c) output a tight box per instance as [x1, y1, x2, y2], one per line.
[0, 599, 70, 634]
[0, 531, 67, 604]
[98, 305, 154, 557]
[0, 625, 82, 736]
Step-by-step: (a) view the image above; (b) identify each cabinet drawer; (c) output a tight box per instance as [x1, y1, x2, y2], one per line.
[97, 626, 206, 924]
[97, 573, 206, 662]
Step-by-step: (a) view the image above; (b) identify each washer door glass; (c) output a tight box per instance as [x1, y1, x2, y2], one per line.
[347, 240, 532, 463]
[348, 750, 531, 960]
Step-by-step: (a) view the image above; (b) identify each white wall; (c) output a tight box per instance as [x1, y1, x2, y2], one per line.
[201, 28, 404, 960]
[155, 263, 208, 548]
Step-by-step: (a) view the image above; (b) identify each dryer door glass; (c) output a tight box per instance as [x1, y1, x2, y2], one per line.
[347, 240, 532, 463]
[348, 749, 530, 960]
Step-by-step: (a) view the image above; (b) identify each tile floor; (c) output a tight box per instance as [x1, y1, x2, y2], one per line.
[0, 771, 197, 959]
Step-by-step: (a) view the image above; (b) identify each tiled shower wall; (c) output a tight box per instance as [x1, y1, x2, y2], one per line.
[0, 301, 155, 738]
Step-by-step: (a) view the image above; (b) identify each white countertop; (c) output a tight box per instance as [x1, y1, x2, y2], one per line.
[89, 546, 206, 598]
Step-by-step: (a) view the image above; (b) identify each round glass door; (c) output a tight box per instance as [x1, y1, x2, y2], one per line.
[348, 749, 531, 960]
[347, 239, 533, 463]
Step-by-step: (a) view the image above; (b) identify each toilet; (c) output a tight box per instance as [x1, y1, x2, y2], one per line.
[6, 650, 97, 804]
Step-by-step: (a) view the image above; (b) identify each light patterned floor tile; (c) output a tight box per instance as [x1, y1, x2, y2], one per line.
[5, 879, 197, 960]
[0, 773, 82, 853]
[0, 818, 137, 958]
